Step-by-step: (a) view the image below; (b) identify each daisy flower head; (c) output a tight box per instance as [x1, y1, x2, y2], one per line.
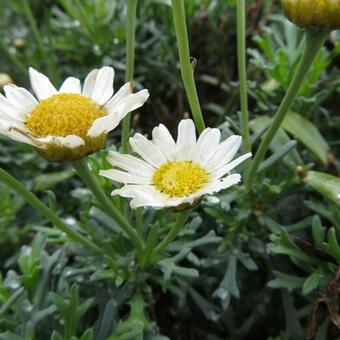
[0, 67, 149, 162]
[100, 119, 252, 210]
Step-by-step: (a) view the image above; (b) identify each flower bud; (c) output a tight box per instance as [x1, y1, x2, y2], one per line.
[281, 0, 340, 30]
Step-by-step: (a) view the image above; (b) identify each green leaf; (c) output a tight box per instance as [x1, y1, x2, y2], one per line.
[257, 140, 298, 173]
[34, 169, 74, 191]
[213, 254, 239, 299]
[304, 171, 340, 206]
[302, 271, 321, 295]
[282, 111, 330, 165]
[268, 271, 304, 290]
[312, 216, 325, 248]
[250, 116, 301, 167]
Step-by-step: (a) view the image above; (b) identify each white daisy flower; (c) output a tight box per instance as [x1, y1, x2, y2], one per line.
[0, 67, 149, 162]
[100, 119, 252, 209]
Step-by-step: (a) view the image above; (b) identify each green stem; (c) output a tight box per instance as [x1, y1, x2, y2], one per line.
[0, 168, 103, 255]
[246, 29, 329, 188]
[121, 0, 138, 153]
[236, 0, 251, 175]
[21, 0, 59, 83]
[171, 0, 205, 132]
[156, 211, 189, 253]
[0, 287, 25, 317]
[135, 207, 144, 239]
[73, 158, 143, 254]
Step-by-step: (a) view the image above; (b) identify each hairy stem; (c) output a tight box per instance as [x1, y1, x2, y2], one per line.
[121, 0, 138, 153]
[73, 158, 143, 254]
[236, 0, 251, 175]
[0, 168, 103, 255]
[21, 0, 59, 83]
[171, 0, 205, 132]
[156, 211, 189, 253]
[246, 29, 329, 188]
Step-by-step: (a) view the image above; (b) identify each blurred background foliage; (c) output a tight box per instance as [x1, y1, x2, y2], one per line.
[0, 0, 339, 339]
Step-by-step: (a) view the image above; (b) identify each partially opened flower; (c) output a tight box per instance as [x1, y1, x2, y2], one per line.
[0, 67, 149, 162]
[100, 119, 252, 209]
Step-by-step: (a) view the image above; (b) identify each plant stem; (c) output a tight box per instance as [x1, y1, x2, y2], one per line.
[0, 168, 103, 255]
[21, 0, 59, 83]
[171, 0, 205, 132]
[236, 0, 251, 175]
[246, 29, 329, 188]
[156, 211, 189, 253]
[73, 158, 143, 254]
[121, 0, 138, 153]
[0, 287, 25, 317]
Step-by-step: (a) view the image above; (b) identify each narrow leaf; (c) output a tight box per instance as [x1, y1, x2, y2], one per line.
[282, 111, 330, 165]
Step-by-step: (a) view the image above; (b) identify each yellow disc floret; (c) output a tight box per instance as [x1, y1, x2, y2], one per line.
[25, 93, 106, 139]
[153, 161, 209, 197]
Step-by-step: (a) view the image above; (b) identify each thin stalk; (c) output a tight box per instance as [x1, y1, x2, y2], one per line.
[246, 29, 329, 188]
[73, 158, 143, 254]
[21, 0, 59, 83]
[0, 287, 25, 317]
[121, 0, 138, 153]
[171, 0, 205, 132]
[236, 0, 251, 175]
[156, 211, 189, 253]
[135, 207, 144, 239]
[0, 168, 103, 255]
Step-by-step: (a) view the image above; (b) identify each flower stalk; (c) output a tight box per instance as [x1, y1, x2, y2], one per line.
[0, 167, 103, 255]
[246, 28, 329, 188]
[21, 0, 59, 83]
[73, 158, 144, 254]
[156, 211, 189, 253]
[121, 0, 138, 153]
[236, 0, 251, 175]
[171, 0, 205, 132]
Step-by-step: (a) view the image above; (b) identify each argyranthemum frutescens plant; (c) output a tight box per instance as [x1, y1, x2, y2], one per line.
[100, 119, 251, 210]
[0, 66, 149, 161]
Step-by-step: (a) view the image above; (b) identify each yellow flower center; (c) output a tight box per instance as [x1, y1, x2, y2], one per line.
[25, 93, 106, 139]
[152, 161, 209, 197]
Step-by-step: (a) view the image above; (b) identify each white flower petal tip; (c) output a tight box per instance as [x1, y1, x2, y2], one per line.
[28, 67, 58, 100]
[85, 66, 115, 105]
[59, 77, 81, 94]
[101, 119, 250, 210]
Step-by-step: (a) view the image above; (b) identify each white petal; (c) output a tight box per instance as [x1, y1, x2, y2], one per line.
[129, 133, 167, 167]
[82, 69, 98, 97]
[4, 84, 38, 111]
[112, 185, 167, 209]
[87, 114, 119, 137]
[59, 77, 81, 94]
[111, 89, 150, 121]
[193, 127, 221, 163]
[36, 134, 85, 148]
[175, 119, 197, 161]
[29, 67, 58, 100]
[106, 151, 155, 176]
[152, 123, 176, 160]
[0, 94, 26, 122]
[0, 124, 35, 146]
[205, 135, 242, 171]
[211, 153, 252, 179]
[104, 82, 133, 111]
[89, 66, 115, 105]
[100, 169, 151, 185]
